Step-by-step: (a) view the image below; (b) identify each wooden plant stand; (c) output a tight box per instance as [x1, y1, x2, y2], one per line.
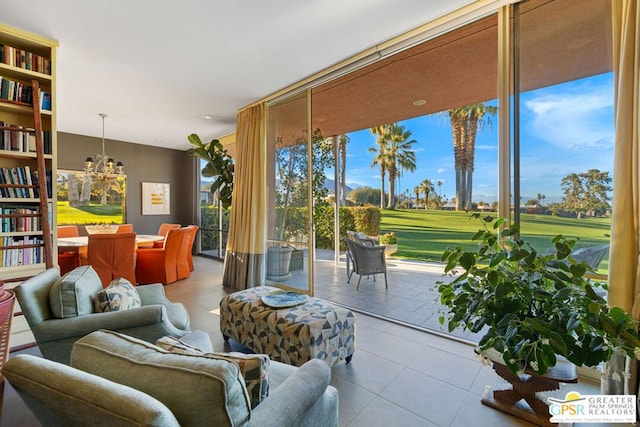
[481, 359, 577, 427]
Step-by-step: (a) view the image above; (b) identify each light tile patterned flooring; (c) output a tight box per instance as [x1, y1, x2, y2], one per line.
[2, 256, 618, 426]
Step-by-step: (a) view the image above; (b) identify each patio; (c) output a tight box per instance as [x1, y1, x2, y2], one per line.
[282, 249, 485, 344]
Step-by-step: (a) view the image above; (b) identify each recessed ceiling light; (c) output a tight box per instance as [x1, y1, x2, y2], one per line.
[201, 114, 213, 120]
[413, 99, 426, 106]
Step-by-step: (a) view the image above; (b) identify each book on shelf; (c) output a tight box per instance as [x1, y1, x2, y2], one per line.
[40, 91, 51, 111]
[31, 169, 52, 199]
[0, 206, 41, 232]
[0, 120, 51, 154]
[0, 76, 34, 105]
[0, 42, 51, 75]
[0, 166, 43, 199]
[23, 165, 34, 198]
[0, 235, 43, 267]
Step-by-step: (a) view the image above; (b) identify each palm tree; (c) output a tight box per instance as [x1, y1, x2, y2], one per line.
[420, 179, 435, 209]
[339, 134, 349, 205]
[384, 123, 417, 208]
[370, 125, 392, 208]
[447, 103, 497, 210]
[413, 185, 422, 208]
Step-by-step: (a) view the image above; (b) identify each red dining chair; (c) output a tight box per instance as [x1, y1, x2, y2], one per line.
[135, 228, 191, 285]
[116, 224, 134, 233]
[151, 223, 181, 248]
[57, 225, 80, 275]
[183, 225, 199, 272]
[87, 232, 137, 287]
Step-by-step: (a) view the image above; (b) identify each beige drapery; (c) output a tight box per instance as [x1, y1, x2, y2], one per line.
[222, 103, 267, 290]
[603, 0, 639, 396]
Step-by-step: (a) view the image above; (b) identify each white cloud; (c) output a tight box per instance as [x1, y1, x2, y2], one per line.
[437, 168, 445, 174]
[523, 79, 614, 150]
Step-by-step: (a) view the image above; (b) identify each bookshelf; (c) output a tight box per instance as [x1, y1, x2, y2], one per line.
[0, 24, 57, 348]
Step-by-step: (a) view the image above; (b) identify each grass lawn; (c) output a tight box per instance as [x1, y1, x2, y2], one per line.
[57, 201, 124, 225]
[379, 209, 611, 272]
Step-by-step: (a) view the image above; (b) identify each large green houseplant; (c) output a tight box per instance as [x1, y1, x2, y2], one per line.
[437, 214, 640, 377]
[188, 134, 234, 209]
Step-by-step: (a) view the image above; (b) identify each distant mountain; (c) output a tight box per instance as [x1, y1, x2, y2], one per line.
[324, 178, 354, 194]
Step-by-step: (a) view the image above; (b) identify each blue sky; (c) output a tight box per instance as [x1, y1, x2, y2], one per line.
[337, 72, 614, 204]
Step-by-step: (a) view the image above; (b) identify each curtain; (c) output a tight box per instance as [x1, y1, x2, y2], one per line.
[603, 0, 639, 396]
[222, 103, 267, 289]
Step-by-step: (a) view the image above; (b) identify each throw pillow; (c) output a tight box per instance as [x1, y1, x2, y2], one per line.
[94, 278, 141, 313]
[155, 336, 270, 408]
[155, 335, 206, 356]
[49, 265, 102, 318]
[210, 352, 270, 408]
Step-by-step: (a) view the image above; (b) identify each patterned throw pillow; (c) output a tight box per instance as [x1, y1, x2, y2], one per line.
[93, 278, 141, 313]
[209, 352, 270, 408]
[155, 336, 270, 408]
[155, 335, 206, 355]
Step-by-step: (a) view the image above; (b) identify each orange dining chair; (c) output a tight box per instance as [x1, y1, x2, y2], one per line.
[135, 227, 191, 285]
[151, 223, 181, 248]
[116, 224, 134, 233]
[87, 232, 137, 287]
[183, 225, 199, 272]
[57, 225, 80, 275]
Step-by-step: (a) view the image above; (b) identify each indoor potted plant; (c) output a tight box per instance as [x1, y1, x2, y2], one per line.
[437, 214, 640, 377]
[188, 134, 234, 209]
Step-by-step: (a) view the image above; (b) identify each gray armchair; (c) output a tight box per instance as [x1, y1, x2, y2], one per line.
[345, 238, 388, 290]
[3, 330, 339, 427]
[13, 267, 190, 364]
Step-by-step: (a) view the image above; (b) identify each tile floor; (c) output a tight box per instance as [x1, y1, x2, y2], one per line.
[1, 256, 623, 426]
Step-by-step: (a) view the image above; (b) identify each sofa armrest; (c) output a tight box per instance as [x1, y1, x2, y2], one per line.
[251, 359, 332, 427]
[137, 283, 172, 305]
[2, 354, 179, 426]
[32, 305, 173, 342]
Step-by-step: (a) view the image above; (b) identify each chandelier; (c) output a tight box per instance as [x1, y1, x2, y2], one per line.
[83, 113, 124, 181]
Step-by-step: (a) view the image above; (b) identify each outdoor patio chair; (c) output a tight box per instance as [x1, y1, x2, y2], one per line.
[345, 238, 388, 290]
[347, 230, 378, 246]
[570, 244, 609, 270]
[546, 244, 610, 270]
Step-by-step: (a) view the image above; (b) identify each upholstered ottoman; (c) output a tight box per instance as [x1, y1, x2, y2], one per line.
[219, 286, 356, 367]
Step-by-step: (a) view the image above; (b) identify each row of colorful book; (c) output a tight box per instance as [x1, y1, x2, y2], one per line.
[0, 120, 53, 154]
[0, 76, 51, 110]
[1, 206, 41, 233]
[0, 166, 52, 199]
[0, 42, 51, 75]
[0, 235, 43, 267]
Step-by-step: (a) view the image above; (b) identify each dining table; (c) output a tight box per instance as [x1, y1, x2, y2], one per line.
[57, 234, 165, 269]
[57, 234, 164, 249]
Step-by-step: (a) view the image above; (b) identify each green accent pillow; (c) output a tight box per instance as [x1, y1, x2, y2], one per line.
[49, 265, 102, 318]
[94, 278, 141, 312]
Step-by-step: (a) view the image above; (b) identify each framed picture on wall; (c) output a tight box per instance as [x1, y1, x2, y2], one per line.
[142, 182, 170, 215]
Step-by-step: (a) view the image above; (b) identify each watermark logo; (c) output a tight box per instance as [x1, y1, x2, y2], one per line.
[548, 392, 636, 423]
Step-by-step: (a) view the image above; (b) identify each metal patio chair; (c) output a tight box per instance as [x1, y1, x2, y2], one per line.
[345, 238, 388, 290]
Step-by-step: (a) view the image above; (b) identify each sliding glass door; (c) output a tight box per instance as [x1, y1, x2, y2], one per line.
[266, 91, 313, 294]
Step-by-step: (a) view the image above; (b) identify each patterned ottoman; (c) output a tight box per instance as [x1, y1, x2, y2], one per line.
[219, 286, 356, 367]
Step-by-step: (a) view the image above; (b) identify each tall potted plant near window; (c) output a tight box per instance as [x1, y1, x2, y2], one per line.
[188, 134, 234, 209]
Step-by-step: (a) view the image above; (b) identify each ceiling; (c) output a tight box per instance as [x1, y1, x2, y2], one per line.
[0, 0, 476, 150]
[267, 0, 612, 142]
[312, 0, 611, 137]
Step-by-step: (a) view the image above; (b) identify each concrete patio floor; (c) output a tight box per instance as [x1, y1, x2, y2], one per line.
[286, 249, 485, 344]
